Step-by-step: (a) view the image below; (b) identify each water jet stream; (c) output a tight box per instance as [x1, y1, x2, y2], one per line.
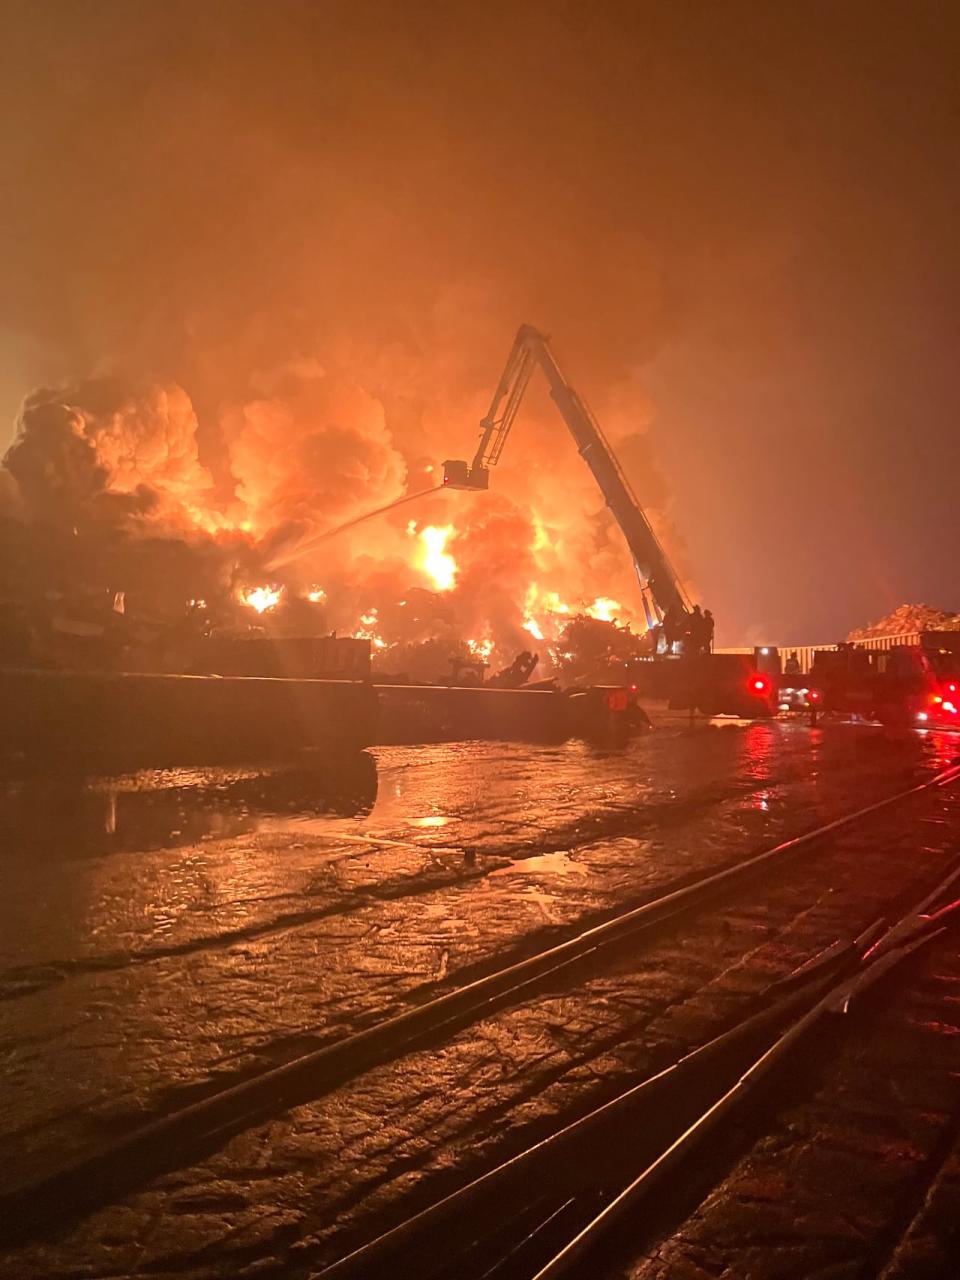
[266, 483, 444, 570]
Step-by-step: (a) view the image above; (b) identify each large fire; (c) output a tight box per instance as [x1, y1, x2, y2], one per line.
[240, 585, 283, 614]
[0, 359, 674, 683]
[585, 597, 621, 623]
[230, 535, 639, 676]
[415, 524, 457, 592]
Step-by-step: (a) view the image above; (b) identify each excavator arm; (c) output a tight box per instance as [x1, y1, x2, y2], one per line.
[444, 324, 690, 621]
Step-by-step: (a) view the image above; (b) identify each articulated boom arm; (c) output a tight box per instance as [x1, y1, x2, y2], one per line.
[473, 331, 537, 469]
[467, 325, 689, 620]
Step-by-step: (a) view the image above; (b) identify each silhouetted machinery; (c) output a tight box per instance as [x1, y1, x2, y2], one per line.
[443, 324, 774, 717]
[809, 634, 960, 727]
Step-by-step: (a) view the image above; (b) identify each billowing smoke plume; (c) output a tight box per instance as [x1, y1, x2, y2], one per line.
[0, 7, 693, 676]
[0, 340, 673, 677]
[222, 361, 407, 539]
[5, 381, 214, 531]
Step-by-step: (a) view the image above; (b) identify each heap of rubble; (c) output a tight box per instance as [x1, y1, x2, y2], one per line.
[848, 603, 960, 641]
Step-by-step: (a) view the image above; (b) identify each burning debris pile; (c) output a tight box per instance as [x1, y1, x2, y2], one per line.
[848, 603, 960, 641]
[0, 357, 667, 684]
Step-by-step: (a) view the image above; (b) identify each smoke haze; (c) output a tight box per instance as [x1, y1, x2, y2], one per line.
[2, 1, 959, 643]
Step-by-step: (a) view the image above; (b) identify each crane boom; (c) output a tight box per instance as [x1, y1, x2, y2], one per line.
[449, 324, 689, 621]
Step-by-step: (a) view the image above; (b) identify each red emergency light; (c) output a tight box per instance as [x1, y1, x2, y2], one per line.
[749, 674, 770, 696]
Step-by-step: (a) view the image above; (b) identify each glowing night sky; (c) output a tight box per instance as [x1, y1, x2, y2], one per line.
[2, 1, 958, 642]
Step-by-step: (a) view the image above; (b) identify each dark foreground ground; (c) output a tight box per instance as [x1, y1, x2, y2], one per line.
[1, 714, 959, 1278]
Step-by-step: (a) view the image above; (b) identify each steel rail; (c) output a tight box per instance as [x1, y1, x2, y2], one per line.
[312, 976, 841, 1279]
[1, 762, 958, 1245]
[532, 868, 960, 1280]
[313, 853, 960, 1280]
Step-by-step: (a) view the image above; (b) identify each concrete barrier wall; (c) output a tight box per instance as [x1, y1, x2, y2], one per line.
[3, 669, 378, 767]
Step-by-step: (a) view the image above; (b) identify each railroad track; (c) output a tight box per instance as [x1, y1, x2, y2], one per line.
[313, 857, 960, 1280]
[1, 761, 959, 1249]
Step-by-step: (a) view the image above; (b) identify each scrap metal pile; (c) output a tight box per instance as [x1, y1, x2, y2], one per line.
[848, 602, 960, 641]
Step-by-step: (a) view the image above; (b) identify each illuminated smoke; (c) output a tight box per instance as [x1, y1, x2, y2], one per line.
[0, 332, 680, 678]
[0, 466, 20, 518]
[0, 11, 707, 661]
[4, 380, 221, 533]
[221, 366, 406, 542]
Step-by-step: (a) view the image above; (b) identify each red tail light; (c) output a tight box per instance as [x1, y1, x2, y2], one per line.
[809, 689, 821, 702]
[750, 674, 770, 696]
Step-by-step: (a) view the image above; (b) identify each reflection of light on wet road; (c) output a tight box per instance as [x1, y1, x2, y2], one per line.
[488, 851, 590, 922]
[5, 739, 954, 957]
[917, 728, 960, 771]
[740, 723, 778, 785]
[490, 851, 589, 879]
[1, 724, 952, 977]
[0, 719, 957, 1218]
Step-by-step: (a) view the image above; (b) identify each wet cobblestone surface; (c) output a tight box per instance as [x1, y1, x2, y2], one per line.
[1, 718, 958, 1277]
[626, 924, 960, 1280]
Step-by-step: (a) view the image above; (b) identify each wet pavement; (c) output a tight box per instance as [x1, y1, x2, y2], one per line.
[626, 917, 960, 1280]
[1, 716, 959, 1277]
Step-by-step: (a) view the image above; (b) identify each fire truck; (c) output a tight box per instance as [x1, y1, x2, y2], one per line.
[809, 633, 960, 728]
[443, 324, 775, 717]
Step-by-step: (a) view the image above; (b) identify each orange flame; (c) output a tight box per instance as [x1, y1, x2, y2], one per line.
[356, 606, 388, 649]
[416, 524, 457, 591]
[240, 585, 282, 613]
[467, 636, 494, 660]
[585, 596, 621, 622]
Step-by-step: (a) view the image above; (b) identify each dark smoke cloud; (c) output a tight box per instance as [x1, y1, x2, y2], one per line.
[5, 381, 213, 529]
